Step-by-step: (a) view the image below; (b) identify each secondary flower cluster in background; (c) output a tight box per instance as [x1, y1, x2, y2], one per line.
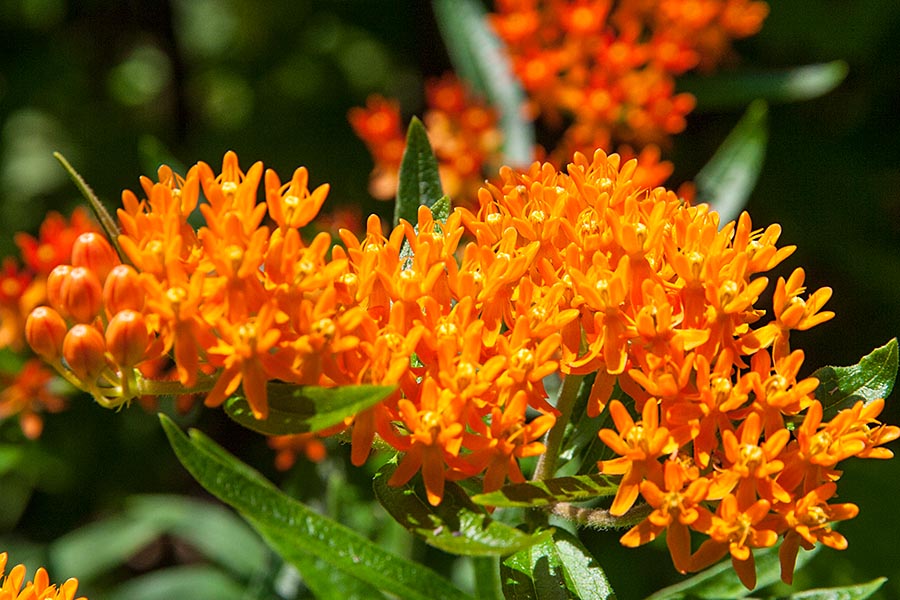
[0, 552, 85, 600]
[350, 0, 768, 204]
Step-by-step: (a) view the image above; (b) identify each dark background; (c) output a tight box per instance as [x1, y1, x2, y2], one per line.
[1, 1, 899, 598]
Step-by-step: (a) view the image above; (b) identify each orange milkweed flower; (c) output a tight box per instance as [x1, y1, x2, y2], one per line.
[776, 482, 858, 585]
[620, 459, 712, 573]
[689, 494, 778, 590]
[0, 360, 66, 439]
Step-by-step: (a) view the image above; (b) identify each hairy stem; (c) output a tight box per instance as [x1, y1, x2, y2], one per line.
[532, 373, 585, 482]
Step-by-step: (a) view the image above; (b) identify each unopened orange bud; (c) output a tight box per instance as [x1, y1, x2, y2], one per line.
[105, 310, 149, 367]
[46, 264, 73, 317]
[63, 324, 108, 382]
[103, 264, 144, 314]
[60, 266, 103, 323]
[71, 232, 119, 282]
[25, 306, 68, 361]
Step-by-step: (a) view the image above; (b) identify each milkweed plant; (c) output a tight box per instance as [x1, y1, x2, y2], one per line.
[0, 1, 896, 599]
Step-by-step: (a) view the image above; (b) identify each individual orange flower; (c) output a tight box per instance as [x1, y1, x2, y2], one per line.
[690, 494, 778, 590]
[598, 398, 684, 515]
[620, 459, 712, 573]
[776, 482, 858, 584]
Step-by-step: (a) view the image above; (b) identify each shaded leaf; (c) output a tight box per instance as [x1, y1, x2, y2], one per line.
[224, 383, 396, 436]
[395, 116, 444, 228]
[159, 415, 472, 600]
[679, 61, 848, 111]
[470, 474, 618, 508]
[645, 545, 820, 599]
[695, 100, 768, 224]
[758, 578, 886, 600]
[433, 0, 535, 167]
[126, 495, 267, 579]
[106, 565, 246, 600]
[501, 530, 614, 600]
[49, 515, 166, 582]
[813, 338, 898, 420]
[373, 461, 552, 556]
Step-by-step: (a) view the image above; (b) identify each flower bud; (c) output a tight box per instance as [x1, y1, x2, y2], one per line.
[103, 264, 144, 314]
[63, 324, 108, 382]
[71, 232, 119, 282]
[25, 306, 68, 361]
[46, 264, 72, 318]
[105, 310, 149, 367]
[60, 266, 103, 323]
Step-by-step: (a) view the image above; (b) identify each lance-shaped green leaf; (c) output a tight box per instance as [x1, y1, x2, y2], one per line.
[395, 116, 444, 228]
[813, 338, 897, 420]
[470, 474, 618, 508]
[224, 383, 396, 436]
[645, 544, 820, 599]
[695, 100, 768, 224]
[373, 461, 552, 556]
[433, 0, 535, 167]
[678, 61, 848, 111]
[773, 578, 886, 600]
[53, 152, 130, 265]
[159, 415, 473, 600]
[501, 530, 614, 600]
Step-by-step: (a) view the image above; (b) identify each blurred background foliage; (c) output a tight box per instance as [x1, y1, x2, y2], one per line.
[1, 0, 900, 598]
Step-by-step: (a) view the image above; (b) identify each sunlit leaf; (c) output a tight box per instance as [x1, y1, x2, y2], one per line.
[695, 100, 768, 224]
[679, 61, 849, 111]
[395, 116, 444, 228]
[501, 530, 615, 600]
[813, 338, 898, 420]
[224, 383, 396, 436]
[159, 414, 472, 600]
[433, 0, 535, 167]
[645, 545, 820, 599]
[470, 474, 618, 508]
[373, 461, 552, 556]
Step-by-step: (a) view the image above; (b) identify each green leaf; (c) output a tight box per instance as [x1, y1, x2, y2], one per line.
[373, 461, 552, 556]
[159, 414, 473, 600]
[645, 545, 820, 599]
[762, 578, 886, 600]
[224, 383, 396, 436]
[433, 0, 535, 167]
[695, 100, 768, 224]
[0, 445, 23, 477]
[107, 565, 246, 600]
[501, 530, 615, 600]
[395, 116, 444, 228]
[432, 194, 452, 224]
[679, 61, 849, 111]
[49, 515, 167, 582]
[470, 474, 618, 508]
[53, 152, 130, 265]
[813, 338, 898, 420]
[126, 495, 267, 579]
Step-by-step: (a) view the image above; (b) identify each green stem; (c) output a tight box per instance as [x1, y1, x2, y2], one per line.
[532, 374, 584, 482]
[137, 373, 218, 396]
[548, 502, 652, 531]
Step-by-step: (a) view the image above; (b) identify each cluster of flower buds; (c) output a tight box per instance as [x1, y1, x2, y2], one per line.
[25, 233, 154, 408]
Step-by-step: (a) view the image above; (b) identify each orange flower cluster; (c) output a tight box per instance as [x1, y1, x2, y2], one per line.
[349, 74, 503, 203]
[0, 209, 95, 437]
[21, 151, 897, 588]
[492, 0, 768, 164]
[0, 552, 85, 600]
